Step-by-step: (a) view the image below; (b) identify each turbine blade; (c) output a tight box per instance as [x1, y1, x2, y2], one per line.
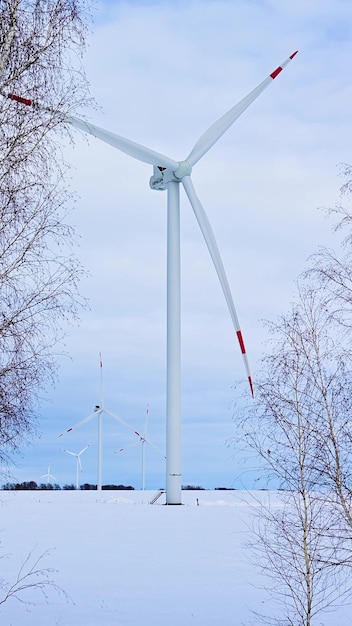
[62, 449, 77, 457]
[115, 436, 165, 458]
[144, 404, 149, 438]
[143, 437, 166, 459]
[65, 115, 178, 170]
[115, 440, 140, 453]
[186, 51, 298, 166]
[104, 408, 141, 437]
[99, 352, 104, 410]
[58, 411, 97, 437]
[4, 92, 178, 170]
[79, 443, 91, 455]
[182, 176, 254, 396]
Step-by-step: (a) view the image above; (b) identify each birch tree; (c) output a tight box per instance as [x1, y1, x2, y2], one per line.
[304, 164, 352, 538]
[0, 0, 91, 458]
[235, 284, 352, 625]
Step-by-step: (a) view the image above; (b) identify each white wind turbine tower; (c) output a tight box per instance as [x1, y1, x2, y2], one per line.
[62, 443, 92, 490]
[58, 354, 163, 490]
[40, 465, 56, 485]
[6, 50, 298, 504]
[115, 405, 165, 490]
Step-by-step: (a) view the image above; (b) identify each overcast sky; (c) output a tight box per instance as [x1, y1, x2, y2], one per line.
[7, 0, 352, 490]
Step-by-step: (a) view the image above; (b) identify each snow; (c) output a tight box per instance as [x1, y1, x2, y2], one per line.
[0, 490, 260, 625]
[0, 490, 350, 624]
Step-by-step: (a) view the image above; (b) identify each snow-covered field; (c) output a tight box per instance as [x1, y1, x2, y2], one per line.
[0, 490, 350, 625]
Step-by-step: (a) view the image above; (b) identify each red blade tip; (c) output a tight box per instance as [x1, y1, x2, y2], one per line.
[236, 330, 246, 355]
[8, 93, 32, 106]
[270, 50, 299, 79]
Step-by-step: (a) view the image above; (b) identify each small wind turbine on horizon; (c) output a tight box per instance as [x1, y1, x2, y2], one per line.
[115, 404, 165, 490]
[58, 354, 164, 490]
[40, 465, 56, 485]
[5, 50, 298, 504]
[62, 443, 92, 490]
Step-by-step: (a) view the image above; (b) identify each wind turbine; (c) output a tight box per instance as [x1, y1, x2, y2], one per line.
[40, 465, 56, 485]
[58, 354, 163, 490]
[115, 405, 165, 490]
[5, 50, 298, 504]
[62, 443, 92, 489]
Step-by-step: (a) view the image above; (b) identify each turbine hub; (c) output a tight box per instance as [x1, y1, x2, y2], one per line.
[174, 160, 192, 179]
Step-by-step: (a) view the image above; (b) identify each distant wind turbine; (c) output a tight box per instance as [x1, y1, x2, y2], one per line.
[115, 405, 165, 490]
[62, 443, 92, 490]
[40, 465, 56, 485]
[4, 50, 298, 504]
[58, 354, 164, 490]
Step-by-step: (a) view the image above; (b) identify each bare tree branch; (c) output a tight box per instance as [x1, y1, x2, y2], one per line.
[0, 545, 72, 607]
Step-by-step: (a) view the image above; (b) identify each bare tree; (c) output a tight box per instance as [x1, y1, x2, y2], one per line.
[245, 490, 350, 626]
[234, 284, 352, 624]
[232, 166, 352, 623]
[305, 165, 352, 531]
[0, 546, 71, 608]
[0, 1, 91, 458]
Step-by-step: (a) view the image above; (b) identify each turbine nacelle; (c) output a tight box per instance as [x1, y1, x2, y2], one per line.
[149, 161, 192, 190]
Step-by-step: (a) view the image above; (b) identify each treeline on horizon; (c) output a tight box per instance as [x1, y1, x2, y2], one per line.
[1, 482, 235, 491]
[1, 482, 135, 491]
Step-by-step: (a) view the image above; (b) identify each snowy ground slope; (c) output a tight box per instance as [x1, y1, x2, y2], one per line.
[0, 490, 350, 625]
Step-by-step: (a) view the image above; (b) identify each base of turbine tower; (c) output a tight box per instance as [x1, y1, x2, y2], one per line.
[166, 473, 182, 505]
